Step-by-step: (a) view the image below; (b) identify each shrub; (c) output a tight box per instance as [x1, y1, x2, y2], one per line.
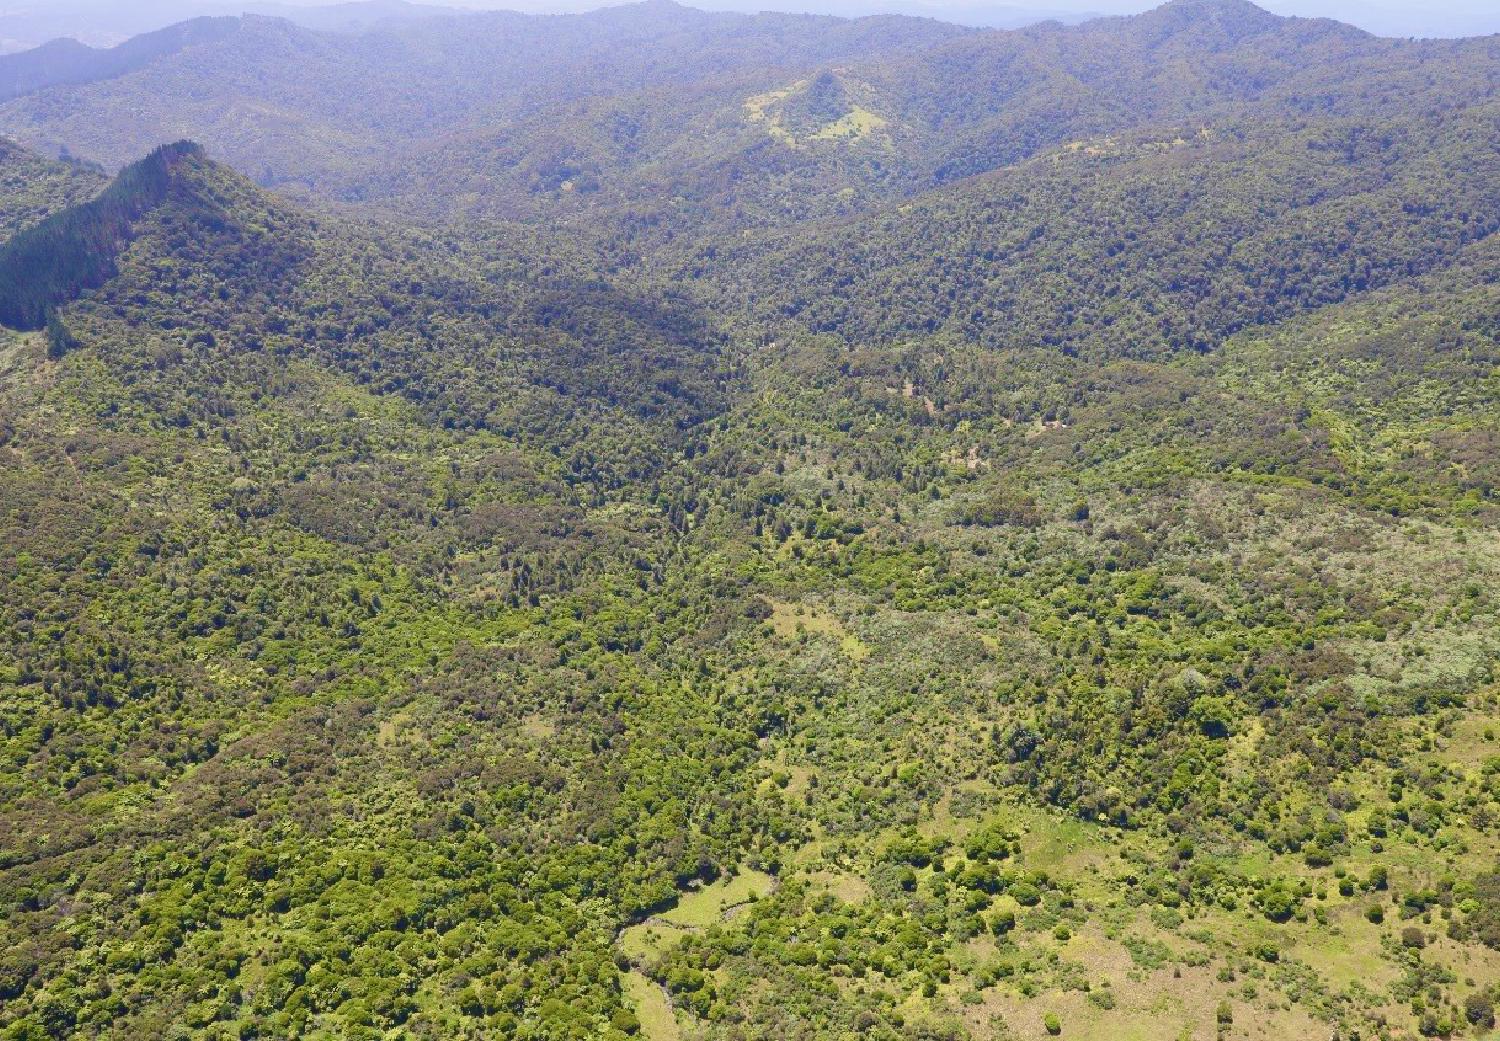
[1189, 696, 1235, 739]
[1010, 881, 1042, 907]
[45, 312, 78, 359]
[1257, 883, 1299, 923]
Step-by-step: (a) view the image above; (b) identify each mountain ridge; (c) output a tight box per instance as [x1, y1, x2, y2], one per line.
[0, 16, 238, 102]
[321, 0, 1488, 246]
[0, 3, 970, 185]
[0, 140, 208, 329]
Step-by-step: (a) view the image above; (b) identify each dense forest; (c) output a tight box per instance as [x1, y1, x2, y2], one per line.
[0, 2, 1497, 1040]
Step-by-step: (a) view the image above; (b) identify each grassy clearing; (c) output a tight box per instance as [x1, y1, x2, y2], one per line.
[1287, 910, 1399, 991]
[374, 705, 416, 748]
[1436, 700, 1499, 770]
[619, 870, 776, 962]
[809, 105, 888, 142]
[618, 919, 693, 962]
[744, 82, 887, 148]
[744, 83, 798, 145]
[660, 869, 776, 927]
[807, 868, 873, 904]
[519, 713, 555, 740]
[623, 970, 680, 1041]
[767, 600, 870, 659]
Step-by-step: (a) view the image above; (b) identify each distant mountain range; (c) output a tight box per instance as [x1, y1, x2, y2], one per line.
[3, 0, 1495, 239]
[1, 0, 1496, 56]
[0, 1, 459, 52]
[0, 16, 237, 99]
[0, 2, 971, 187]
[685, 1, 1098, 28]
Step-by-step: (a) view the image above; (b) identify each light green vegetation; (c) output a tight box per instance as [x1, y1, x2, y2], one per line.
[659, 870, 776, 928]
[622, 971, 681, 1041]
[1, 2, 1500, 1040]
[808, 105, 888, 142]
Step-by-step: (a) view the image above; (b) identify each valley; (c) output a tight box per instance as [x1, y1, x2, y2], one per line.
[0, 1, 1496, 1039]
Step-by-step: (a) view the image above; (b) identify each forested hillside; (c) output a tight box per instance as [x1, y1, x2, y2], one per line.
[0, 3, 966, 190]
[308, 0, 1500, 257]
[694, 106, 1500, 356]
[0, 2, 1497, 1040]
[0, 140, 102, 240]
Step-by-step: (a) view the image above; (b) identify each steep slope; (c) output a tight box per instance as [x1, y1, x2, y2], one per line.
[341, 0, 1497, 243]
[682, 101, 1500, 359]
[32, 143, 728, 428]
[0, 141, 205, 329]
[872, 0, 1375, 183]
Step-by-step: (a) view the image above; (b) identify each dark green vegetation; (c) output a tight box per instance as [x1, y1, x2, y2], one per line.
[0, 142, 207, 330]
[0, 1, 1498, 1040]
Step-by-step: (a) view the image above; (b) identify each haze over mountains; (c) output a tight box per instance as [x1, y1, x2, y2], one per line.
[0, 2, 463, 51]
[2, 0, 1496, 239]
[0, 0, 1495, 54]
[0, 1, 1497, 1040]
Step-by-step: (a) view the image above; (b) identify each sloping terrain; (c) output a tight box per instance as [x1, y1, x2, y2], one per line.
[687, 103, 1500, 356]
[0, 138, 103, 239]
[327, 0, 1500, 245]
[0, 141, 210, 329]
[0, 3, 966, 190]
[0, 2, 1497, 1040]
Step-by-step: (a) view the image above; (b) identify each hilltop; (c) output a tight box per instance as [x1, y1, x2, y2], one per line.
[0, 141, 207, 329]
